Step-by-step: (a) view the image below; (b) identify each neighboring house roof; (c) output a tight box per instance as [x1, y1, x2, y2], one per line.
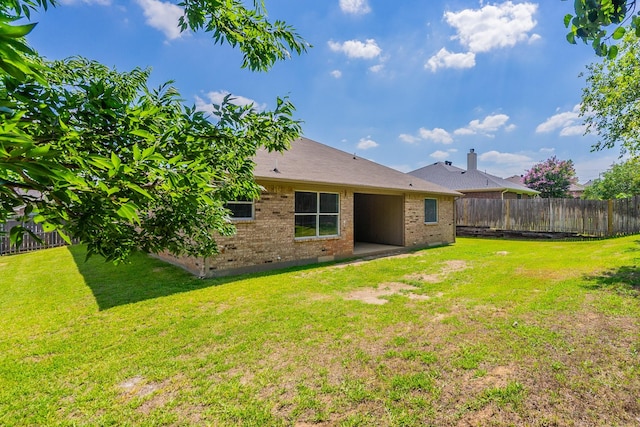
[505, 175, 525, 185]
[409, 161, 539, 195]
[569, 182, 586, 192]
[253, 137, 461, 196]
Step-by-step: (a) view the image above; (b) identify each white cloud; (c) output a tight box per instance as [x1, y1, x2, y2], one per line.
[328, 39, 382, 59]
[330, 70, 342, 79]
[444, 2, 538, 53]
[399, 134, 420, 144]
[194, 91, 265, 113]
[529, 33, 542, 43]
[136, 0, 184, 40]
[357, 137, 379, 150]
[479, 150, 532, 164]
[430, 150, 452, 160]
[419, 127, 453, 144]
[560, 125, 586, 136]
[425, 48, 475, 72]
[339, 0, 371, 15]
[455, 114, 513, 136]
[369, 64, 384, 73]
[536, 105, 585, 136]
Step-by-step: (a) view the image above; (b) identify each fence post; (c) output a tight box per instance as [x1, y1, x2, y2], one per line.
[607, 199, 614, 236]
[505, 199, 510, 230]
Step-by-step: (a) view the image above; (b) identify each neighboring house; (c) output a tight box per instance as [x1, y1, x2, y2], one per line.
[159, 137, 461, 277]
[507, 175, 587, 198]
[409, 149, 539, 199]
[568, 179, 586, 198]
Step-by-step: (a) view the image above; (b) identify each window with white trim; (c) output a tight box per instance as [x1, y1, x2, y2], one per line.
[225, 200, 254, 220]
[424, 198, 438, 224]
[295, 191, 339, 238]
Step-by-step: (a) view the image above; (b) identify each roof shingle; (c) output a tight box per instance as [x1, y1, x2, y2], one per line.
[408, 162, 538, 194]
[253, 138, 461, 196]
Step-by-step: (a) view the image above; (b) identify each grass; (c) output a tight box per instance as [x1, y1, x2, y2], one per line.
[1, 237, 639, 426]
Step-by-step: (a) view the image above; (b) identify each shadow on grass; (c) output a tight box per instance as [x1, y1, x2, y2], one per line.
[68, 245, 325, 310]
[583, 265, 640, 298]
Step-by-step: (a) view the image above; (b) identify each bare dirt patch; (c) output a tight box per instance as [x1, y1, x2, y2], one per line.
[118, 376, 161, 399]
[406, 259, 469, 283]
[344, 282, 420, 305]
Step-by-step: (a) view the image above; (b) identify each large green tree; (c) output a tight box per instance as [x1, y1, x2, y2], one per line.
[1, 0, 308, 261]
[582, 157, 640, 199]
[580, 32, 640, 156]
[563, 0, 640, 57]
[523, 156, 577, 198]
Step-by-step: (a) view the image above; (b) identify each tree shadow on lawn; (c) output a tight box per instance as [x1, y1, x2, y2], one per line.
[583, 265, 640, 297]
[68, 245, 321, 311]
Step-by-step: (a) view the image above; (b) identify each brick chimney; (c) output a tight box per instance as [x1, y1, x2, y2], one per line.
[467, 148, 477, 171]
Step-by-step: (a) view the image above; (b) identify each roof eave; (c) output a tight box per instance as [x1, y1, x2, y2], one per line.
[255, 175, 462, 196]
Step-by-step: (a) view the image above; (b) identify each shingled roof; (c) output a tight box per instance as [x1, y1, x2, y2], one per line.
[409, 161, 538, 195]
[253, 137, 461, 196]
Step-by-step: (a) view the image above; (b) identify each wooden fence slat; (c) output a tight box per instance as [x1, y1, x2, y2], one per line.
[0, 220, 76, 255]
[456, 196, 640, 237]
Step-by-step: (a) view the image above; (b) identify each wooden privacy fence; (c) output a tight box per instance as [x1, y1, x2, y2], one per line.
[456, 196, 640, 237]
[0, 220, 74, 255]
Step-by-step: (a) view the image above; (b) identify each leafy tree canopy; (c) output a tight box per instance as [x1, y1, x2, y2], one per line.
[582, 157, 640, 199]
[580, 31, 640, 156]
[523, 156, 577, 198]
[563, 0, 640, 57]
[1, 0, 307, 262]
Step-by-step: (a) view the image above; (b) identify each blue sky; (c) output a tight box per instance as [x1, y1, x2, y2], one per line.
[27, 0, 622, 181]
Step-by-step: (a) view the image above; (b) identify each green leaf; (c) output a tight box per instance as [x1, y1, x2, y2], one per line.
[141, 145, 155, 159]
[133, 144, 141, 161]
[564, 14, 573, 28]
[612, 26, 625, 40]
[0, 22, 37, 38]
[607, 44, 618, 59]
[9, 225, 24, 247]
[116, 202, 140, 224]
[88, 156, 112, 170]
[129, 129, 155, 141]
[111, 152, 121, 170]
[57, 229, 72, 245]
[125, 182, 152, 199]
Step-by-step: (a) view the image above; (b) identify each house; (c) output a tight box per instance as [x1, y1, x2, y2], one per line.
[507, 175, 588, 198]
[159, 137, 461, 277]
[568, 179, 586, 198]
[409, 149, 539, 199]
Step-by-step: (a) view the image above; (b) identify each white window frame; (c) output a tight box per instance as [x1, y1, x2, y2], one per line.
[294, 191, 340, 239]
[225, 200, 255, 221]
[424, 198, 438, 224]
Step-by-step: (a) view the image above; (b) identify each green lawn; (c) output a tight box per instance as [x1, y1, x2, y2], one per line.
[1, 237, 639, 426]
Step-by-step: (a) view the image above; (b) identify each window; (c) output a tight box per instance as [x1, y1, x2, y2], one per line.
[225, 200, 254, 220]
[424, 198, 438, 224]
[295, 191, 339, 238]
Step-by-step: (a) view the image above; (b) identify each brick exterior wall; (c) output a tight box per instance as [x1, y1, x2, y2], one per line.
[404, 194, 456, 247]
[206, 183, 354, 275]
[158, 182, 456, 277]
